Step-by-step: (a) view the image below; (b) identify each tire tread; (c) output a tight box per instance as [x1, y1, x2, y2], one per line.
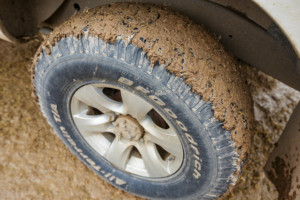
[34, 34, 240, 200]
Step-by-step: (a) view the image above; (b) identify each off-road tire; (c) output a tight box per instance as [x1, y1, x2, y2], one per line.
[33, 3, 252, 200]
[34, 36, 240, 200]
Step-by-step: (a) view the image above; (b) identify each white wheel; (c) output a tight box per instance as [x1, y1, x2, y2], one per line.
[71, 84, 183, 177]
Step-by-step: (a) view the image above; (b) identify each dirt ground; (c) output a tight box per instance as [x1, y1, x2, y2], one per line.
[0, 38, 299, 200]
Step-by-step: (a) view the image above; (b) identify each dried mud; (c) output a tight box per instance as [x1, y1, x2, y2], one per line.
[2, 39, 300, 200]
[267, 156, 295, 200]
[1, 3, 300, 199]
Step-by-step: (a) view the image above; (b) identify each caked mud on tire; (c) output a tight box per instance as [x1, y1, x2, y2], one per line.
[33, 3, 253, 200]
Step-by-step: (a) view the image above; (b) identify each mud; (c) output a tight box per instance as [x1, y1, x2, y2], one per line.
[267, 156, 295, 200]
[35, 2, 253, 172]
[0, 39, 140, 200]
[223, 65, 300, 200]
[1, 3, 300, 200]
[1, 34, 300, 200]
[264, 102, 300, 200]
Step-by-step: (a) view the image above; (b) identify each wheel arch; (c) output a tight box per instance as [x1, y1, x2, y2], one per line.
[0, 0, 64, 42]
[1, 0, 299, 89]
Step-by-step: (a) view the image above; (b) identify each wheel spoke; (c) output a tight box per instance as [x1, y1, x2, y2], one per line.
[74, 85, 124, 113]
[136, 142, 169, 177]
[73, 110, 113, 133]
[121, 89, 152, 120]
[140, 117, 182, 157]
[103, 138, 133, 169]
[71, 84, 184, 178]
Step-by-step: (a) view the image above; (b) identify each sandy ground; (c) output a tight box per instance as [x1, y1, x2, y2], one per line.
[0, 40, 141, 200]
[0, 38, 299, 200]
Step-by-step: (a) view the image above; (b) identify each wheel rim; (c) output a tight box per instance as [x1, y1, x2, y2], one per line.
[70, 84, 184, 178]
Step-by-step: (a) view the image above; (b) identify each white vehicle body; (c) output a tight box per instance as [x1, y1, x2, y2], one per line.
[1, 0, 298, 57]
[253, 0, 300, 57]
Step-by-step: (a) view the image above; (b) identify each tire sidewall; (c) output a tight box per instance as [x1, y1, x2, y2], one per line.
[39, 54, 218, 199]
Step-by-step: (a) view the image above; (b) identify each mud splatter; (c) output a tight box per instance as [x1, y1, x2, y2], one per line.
[222, 65, 300, 200]
[267, 156, 296, 200]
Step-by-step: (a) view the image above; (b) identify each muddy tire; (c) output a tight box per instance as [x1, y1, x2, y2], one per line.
[33, 3, 253, 200]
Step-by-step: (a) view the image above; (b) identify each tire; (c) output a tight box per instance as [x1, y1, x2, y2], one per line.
[33, 3, 252, 200]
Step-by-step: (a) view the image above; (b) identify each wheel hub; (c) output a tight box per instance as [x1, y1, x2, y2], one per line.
[71, 84, 184, 177]
[114, 115, 144, 141]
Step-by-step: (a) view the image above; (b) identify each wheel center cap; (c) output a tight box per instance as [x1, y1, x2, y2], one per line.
[114, 115, 144, 141]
